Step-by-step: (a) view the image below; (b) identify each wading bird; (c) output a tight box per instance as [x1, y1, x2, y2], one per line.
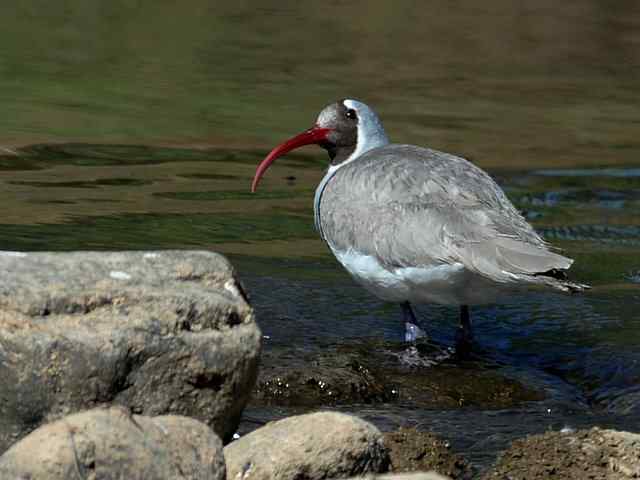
[251, 99, 588, 352]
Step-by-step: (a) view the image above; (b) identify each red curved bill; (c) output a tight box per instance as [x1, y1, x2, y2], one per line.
[251, 126, 331, 192]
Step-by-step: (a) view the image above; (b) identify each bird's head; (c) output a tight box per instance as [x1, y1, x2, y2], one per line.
[251, 99, 389, 192]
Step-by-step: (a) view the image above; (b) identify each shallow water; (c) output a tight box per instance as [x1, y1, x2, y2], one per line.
[0, 0, 639, 474]
[1, 143, 639, 472]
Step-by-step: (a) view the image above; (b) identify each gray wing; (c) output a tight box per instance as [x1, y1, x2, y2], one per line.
[320, 144, 573, 285]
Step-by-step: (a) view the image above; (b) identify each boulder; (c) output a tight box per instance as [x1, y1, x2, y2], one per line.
[485, 427, 640, 479]
[0, 250, 261, 453]
[384, 427, 472, 479]
[0, 406, 225, 479]
[224, 412, 390, 480]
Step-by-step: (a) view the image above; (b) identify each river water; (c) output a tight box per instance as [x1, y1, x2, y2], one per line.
[0, 0, 639, 474]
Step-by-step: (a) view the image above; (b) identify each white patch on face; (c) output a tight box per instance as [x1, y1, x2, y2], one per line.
[327, 99, 389, 175]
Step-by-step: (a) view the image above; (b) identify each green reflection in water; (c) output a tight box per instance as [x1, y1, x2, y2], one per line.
[0, 1, 638, 172]
[1, 144, 319, 172]
[0, 144, 637, 288]
[0, 212, 315, 251]
[566, 244, 640, 285]
[9, 178, 151, 188]
[177, 173, 246, 181]
[154, 190, 312, 201]
[17, 144, 266, 167]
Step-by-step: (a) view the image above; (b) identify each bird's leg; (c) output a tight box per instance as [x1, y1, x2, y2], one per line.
[455, 305, 474, 356]
[401, 301, 427, 342]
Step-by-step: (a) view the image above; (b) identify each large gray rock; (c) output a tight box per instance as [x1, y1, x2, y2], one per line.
[0, 250, 261, 453]
[224, 412, 390, 480]
[0, 406, 225, 479]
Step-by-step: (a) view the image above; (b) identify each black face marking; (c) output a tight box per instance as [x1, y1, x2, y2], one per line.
[317, 101, 358, 167]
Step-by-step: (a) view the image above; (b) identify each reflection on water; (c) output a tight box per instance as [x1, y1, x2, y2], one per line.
[1, 1, 639, 170]
[9, 178, 151, 188]
[0, 0, 639, 472]
[535, 168, 640, 178]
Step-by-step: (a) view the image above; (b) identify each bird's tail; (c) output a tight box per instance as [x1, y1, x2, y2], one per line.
[556, 279, 591, 293]
[530, 272, 591, 293]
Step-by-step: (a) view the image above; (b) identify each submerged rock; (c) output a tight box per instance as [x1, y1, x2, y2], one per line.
[485, 427, 640, 479]
[0, 406, 225, 479]
[384, 427, 473, 480]
[0, 250, 261, 453]
[252, 340, 542, 409]
[224, 411, 390, 480]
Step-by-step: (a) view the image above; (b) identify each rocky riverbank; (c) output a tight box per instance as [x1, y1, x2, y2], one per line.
[1, 250, 639, 478]
[0, 250, 260, 451]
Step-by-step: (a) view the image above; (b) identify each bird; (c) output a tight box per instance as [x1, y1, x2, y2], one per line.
[251, 99, 588, 352]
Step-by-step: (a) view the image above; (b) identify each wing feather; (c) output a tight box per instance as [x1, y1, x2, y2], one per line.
[320, 144, 573, 285]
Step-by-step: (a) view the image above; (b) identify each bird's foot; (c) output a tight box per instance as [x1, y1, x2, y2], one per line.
[405, 321, 428, 343]
[397, 344, 452, 367]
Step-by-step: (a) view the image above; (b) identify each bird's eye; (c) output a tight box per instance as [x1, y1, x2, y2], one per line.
[345, 109, 357, 120]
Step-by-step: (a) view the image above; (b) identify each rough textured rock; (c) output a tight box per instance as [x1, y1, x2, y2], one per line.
[0, 407, 225, 480]
[253, 340, 542, 409]
[224, 412, 390, 480]
[0, 250, 261, 453]
[484, 427, 640, 479]
[384, 428, 473, 480]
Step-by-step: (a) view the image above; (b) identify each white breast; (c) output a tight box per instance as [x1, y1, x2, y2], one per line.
[331, 247, 505, 306]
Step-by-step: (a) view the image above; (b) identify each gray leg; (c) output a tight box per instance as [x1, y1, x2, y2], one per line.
[455, 305, 473, 356]
[401, 301, 426, 342]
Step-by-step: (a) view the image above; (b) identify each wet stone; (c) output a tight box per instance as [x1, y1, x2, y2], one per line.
[384, 427, 473, 480]
[252, 347, 392, 407]
[484, 427, 640, 480]
[251, 339, 543, 410]
[0, 407, 225, 480]
[225, 412, 390, 480]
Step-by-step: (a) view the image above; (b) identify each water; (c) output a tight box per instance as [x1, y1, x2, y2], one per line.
[0, 0, 639, 474]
